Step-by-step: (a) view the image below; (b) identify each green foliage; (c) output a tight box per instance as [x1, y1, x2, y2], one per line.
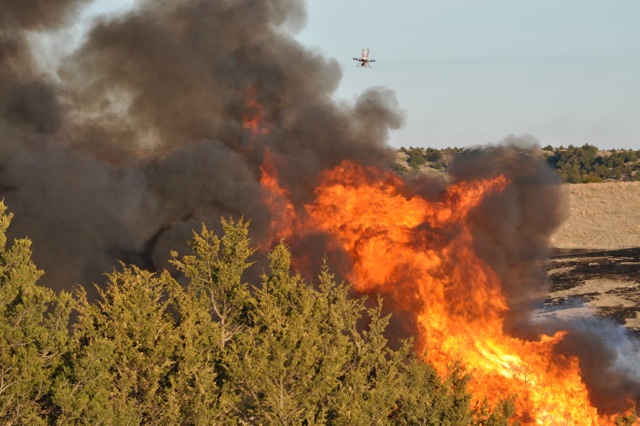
[582, 172, 603, 183]
[0, 201, 72, 425]
[545, 144, 640, 183]
[225, 248, 350, 423]
[54, 267, 180, 425]
[170, 218, 254, 349]
[408, 148, 427, 169]
[391, 162, 409, 173]
[398, 146, 454, 173]
[424, 148, 443, 162]
[397, 144, 640, 183]
[0, 208, 518, 424]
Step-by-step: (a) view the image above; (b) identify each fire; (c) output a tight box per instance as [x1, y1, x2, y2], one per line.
[240, 86, 296, 246]
[299, 160, 617, 424]
[243, 85, 632, 422]
[260, 149, 296, 243]
[242, 85, 272, 135]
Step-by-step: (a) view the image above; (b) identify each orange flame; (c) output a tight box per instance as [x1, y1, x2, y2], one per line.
[299, 160, 627, 424]
[240, 86, 292, 245]
[260, 149, 296, 244]
[242, 86, 271, 135]
[244, 80, 635, 421]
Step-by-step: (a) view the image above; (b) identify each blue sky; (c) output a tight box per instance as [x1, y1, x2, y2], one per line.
[82, 0, 639, 149]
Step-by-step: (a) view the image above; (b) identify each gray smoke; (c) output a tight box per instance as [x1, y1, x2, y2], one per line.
[448, 136, 569, 336]
[543, 317, 640, 415]
[447, 137, 640, 413]
[0, 0, 402, 292]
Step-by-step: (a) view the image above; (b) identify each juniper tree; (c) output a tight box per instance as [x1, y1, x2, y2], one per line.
[170, 218, 254, 349]
[167, 218, 256, 424]
[0, 207, 520, 424]
[53, 267, 178, 425]
[224, 243, 355, 424]
[0, 202, 72, 424]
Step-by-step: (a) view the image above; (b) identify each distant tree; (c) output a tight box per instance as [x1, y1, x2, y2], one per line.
[610, 166, 624, 180]
[594, 164, 610, 180]
[606, 153, 625, 169]
[583, 172, 603, 183]
[566, 165, 582, 183]
[392, 163, 409, 173]
[624, 150, 638, 163]
[581, 144, 599, 158]
[407, 148, 426, 169]
[424, 148, 443, 162]
[541, 144, 640, 182]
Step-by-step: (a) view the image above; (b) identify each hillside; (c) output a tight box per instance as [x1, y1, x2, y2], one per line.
[396, 144, 640, 183]
[551, 181, 640, 249]
[546, 181, 640, 333]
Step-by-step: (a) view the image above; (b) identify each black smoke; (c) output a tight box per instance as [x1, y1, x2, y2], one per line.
[0, 0, 402, 292]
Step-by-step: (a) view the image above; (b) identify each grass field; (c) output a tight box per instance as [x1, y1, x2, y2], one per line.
[551, 181, 640, 249]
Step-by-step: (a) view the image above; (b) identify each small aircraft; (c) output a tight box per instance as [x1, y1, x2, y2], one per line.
[353, 48, 376, 68]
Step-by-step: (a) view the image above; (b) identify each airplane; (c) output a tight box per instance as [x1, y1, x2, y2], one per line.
[353, 48, 376, 68]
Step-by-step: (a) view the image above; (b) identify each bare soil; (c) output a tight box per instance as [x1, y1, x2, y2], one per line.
[544, 182, 640, 333]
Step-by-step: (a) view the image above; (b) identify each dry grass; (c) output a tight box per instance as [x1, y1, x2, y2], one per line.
[545, 182, 640, 332]
[551, 182, 640, 249]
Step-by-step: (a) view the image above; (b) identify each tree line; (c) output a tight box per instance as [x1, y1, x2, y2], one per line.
[0, 201, 518, 425]
[542, 144, 640, 183]
[397, 144, 640, 183]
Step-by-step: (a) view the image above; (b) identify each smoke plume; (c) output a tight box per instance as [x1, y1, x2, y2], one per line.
[1, 0, 401, 291]
[448, 136, 569, 335]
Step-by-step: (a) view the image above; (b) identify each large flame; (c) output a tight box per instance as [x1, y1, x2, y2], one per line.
[242, 90, 629, 423]
[300, 161, 619, 424]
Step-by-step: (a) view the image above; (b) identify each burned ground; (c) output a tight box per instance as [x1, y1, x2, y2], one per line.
[543, 247, 640, 334]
